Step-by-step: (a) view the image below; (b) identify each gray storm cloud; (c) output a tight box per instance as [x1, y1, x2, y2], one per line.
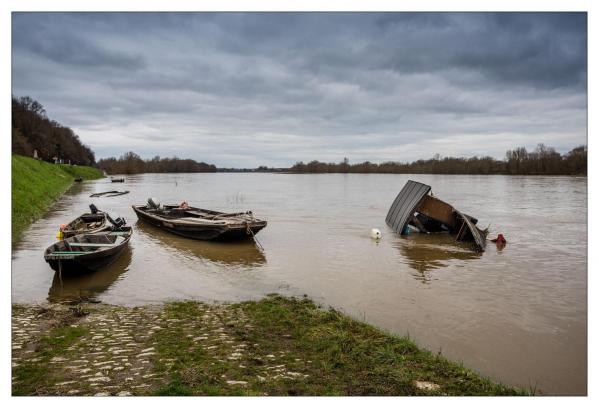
[11, 12, 587, 167]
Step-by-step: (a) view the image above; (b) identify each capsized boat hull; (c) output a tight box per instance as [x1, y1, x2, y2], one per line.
[386, 180, 488, 252]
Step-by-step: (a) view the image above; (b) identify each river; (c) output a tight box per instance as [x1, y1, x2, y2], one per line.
[11, 173, 587, 395]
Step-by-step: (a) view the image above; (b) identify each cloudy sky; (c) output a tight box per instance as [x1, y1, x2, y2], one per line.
[12, 13, 587, 167]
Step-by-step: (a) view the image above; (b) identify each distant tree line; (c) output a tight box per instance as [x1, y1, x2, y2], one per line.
[289, 144, 586, 175]
[218, 166, 288, 173]
[12, 95, 96, 166]
[97, 151, 217, 174]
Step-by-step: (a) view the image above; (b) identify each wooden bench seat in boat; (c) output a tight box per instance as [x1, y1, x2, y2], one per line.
[67, 243, 117, 247]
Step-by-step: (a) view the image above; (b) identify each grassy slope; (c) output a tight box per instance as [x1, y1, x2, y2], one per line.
[11, 154, 104, 244]
[154, 296, 526, 396]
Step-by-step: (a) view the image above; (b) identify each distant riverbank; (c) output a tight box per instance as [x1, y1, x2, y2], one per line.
[11, 295, 525, 396]
[11, 154, 104, 245]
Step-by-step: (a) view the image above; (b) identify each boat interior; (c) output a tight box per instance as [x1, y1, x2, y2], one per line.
[49, 230, 130, 254]
[68, 214, 106, 231]
[144, 206, 258, 223]
[407, 195, 487, 250]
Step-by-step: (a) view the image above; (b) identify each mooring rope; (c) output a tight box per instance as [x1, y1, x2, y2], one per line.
[246, 221, 264, 251]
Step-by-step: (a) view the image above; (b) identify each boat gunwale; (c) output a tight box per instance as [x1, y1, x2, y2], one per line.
[132, 205, 267, 229]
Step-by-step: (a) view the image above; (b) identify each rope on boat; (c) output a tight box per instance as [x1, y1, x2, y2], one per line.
[246, 221, 264, 251]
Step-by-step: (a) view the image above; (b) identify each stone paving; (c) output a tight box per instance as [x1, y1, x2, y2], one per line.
[12, 297, 520, 396]
[12, 302, 310, 396]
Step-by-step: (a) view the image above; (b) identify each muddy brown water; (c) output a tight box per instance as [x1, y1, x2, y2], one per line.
[12, 173, 587, 395]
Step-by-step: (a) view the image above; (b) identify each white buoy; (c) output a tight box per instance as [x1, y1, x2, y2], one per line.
[370, 228, 382, 240]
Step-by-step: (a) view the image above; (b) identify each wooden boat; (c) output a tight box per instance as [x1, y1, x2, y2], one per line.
[111, 177, 125, 183]
[132, 200, 267, 241]
[61, 211, 111, 238]
[47, 246, 131, 302]
[44, 227, 133, 274]
[386, 180, 488, 252]
[90, 190, 130, 197]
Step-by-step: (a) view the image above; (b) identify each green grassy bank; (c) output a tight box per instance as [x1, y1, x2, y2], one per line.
[12, 296, 526, 396]
[11, 154, 104, 245]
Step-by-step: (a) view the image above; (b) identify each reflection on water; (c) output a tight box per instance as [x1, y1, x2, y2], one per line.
[47, 246, 132, 302]
[134, 221, 266, 267]
[395, 234, 482, 282]
[12, 173, 587, 395]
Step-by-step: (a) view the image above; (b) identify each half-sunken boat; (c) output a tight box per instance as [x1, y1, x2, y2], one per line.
[132, 198, 267, 241]
[111, 177, 125, 183]
[44, 226, 132, 274]
[61, 205, 111, 238]
[386, 180, 488, 252]
[89, 190, 130, 198]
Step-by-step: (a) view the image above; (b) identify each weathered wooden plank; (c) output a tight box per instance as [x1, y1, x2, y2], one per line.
[417, 195, 457, 229]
